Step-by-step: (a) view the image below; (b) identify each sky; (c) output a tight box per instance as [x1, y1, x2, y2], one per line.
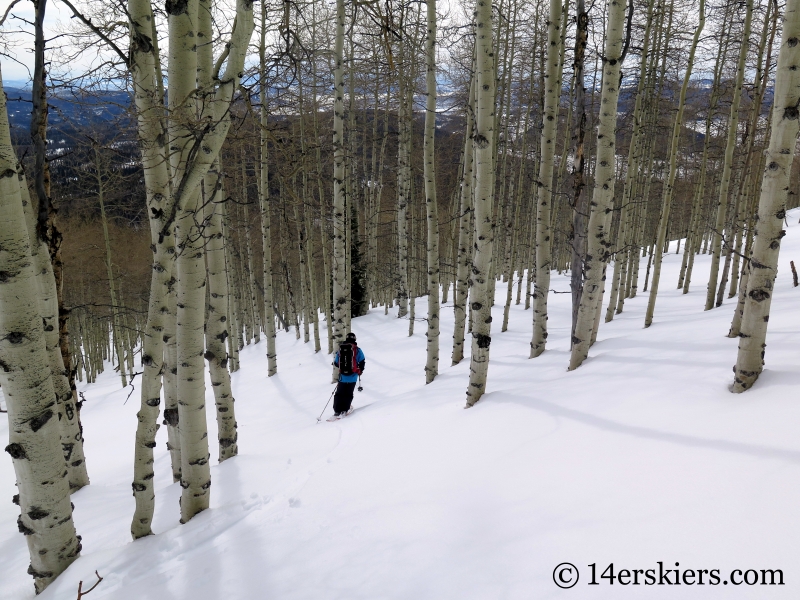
[0, 0, 71, 84]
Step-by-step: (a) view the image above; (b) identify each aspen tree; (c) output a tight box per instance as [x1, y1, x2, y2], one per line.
[603, 0, 656, 322]
[169, 0, 212, 524]
[128, 0, 175, 539]
[643, 0, 704, 327]
[163, 289, 181, 483]
[727, 3, 777, 301]
[424, 0, 440, 383]
[91, 143, 127, 387]
[259, 0, 277, 374]
[729, 145, 769, 337]
[241, 174, 261, 342]
[309, 5, 335, 355]
[705, 0, 753, 311]
[203, 168, 238, 461]
[625, 1, 667, 303]
[452, 59, 476, 365]
[494, 0, 519, 287]
[732, 0, 800, 392]
[168, 0, 253, 525]
[465, 0, 497, 407]
[501, 187, 521, 332]
[298, 74, 322, 353]
[344, 38, 355, 331]
[396, 7, 411, 319]
[24, 0, 92, 493]
[14, 176, 90, 497]
[569, 0, 589, 337]
[196, 1, 237, 463]
[680, 29, 729, 294]
[332, 0, 348, 375]
[530, 0, 564, 357]
[524, 44, 546, 313]
[30, 0, 78, 415]
[568, 0, 627, 371]
[0, 72, 81, 593]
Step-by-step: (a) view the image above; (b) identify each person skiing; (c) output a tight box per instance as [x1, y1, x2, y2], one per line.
[332, 332, 365, 418]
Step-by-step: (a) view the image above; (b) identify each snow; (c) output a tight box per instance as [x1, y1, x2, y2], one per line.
[3, 212, 800, 599]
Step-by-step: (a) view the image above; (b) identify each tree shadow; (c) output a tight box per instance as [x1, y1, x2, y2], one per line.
[490, 393, 800, 464]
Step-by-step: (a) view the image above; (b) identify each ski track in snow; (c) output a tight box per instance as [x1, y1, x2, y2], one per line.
[3, 211, 800, 598]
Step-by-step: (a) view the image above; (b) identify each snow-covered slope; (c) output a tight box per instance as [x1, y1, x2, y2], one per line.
[3, 212, 800, 599]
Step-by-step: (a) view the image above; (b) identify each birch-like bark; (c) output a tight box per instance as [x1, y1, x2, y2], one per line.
[396, 23, 411, 319]
[332, 0, 347, 374]
[569, 0, 589, 338]
[203, 166, 238, 462]
[0, 75, 81, 593]
[129, 0, 174, 539]
[530, 0, 563, 357]
[465, 0, 496, 407]
[241, 168, 261, 343]
[643, 0, 704, 327]
[309, 8, 334, 354]
[502, 189, 521, 332]
[603, 0, 656, 322]
[298, 75, 321, 353]
[705, 0, 753, 310]
[259, 0, 277, 374]
[163, 286, 181, 483]
[169, 0, 210, 525]
[16, 176, 90, 495]
[732, 0, 800, 392]
[451, 68, 476, 365]
[727, 3, 777, 300]
[568, 0, 627, 370]
[728, 147, 766, 338]
[172, 0, 254, 524]
[424, 0, 440, 383]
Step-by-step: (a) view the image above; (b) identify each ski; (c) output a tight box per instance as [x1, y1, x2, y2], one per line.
[325, 403, 374, 422]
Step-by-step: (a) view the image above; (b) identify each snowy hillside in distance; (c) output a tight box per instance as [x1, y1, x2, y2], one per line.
[3, 212, 800, 599]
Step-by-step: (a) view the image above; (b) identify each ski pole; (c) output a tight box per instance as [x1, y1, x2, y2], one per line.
[358, 374, 363, 392]
[316, 384, 338, 423]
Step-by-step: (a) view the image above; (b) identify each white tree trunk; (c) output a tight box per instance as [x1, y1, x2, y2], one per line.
[732, 0, 800, 392]
[129, 0, 177, 539]
[19, 177, 90, 491]
[203, 166, 238, 462]
[396, 85, 411, 316]
[530, 0, 564, 357]
[451, 70, 475, 365]
[0, 74, 81, 593]
[644, 0, 704, 327]
[465, 0, 497, 407]
[332, 0, 347, 383]
[259, 1, 278, 374]
[424, 0, 440, 383]
[568, 0, 627, 370]
[705, 0, 753, 310]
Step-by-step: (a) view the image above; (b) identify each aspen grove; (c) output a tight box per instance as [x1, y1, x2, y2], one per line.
[1, 0, 800, 594]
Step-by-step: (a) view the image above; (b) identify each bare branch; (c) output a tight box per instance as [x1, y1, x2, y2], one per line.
[76, 571, 103, 598]
[58, 0, 130, 67]
[0, 0, 22, 27]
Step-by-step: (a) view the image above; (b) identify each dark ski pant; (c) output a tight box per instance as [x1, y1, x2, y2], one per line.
[333, 381, 357, 414]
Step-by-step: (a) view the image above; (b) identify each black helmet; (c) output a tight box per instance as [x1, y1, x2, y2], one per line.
[345, 332, 356, 342]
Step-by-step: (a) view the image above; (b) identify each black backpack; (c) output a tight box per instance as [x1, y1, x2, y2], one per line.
[338, 342, 360, 375]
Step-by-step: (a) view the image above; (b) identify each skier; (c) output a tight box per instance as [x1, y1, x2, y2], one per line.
[332, 332, 366, 418]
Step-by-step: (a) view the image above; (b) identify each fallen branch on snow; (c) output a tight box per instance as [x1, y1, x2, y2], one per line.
[76, 571, 103, 598]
